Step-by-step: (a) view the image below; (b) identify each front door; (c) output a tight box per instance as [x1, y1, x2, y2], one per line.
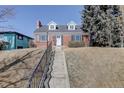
[56, 35, 61, 46]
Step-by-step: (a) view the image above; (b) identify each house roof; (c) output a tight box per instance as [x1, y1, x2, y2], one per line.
[0, 31, 33, 39]
[47, 21, 57, 25]
[34, 25, 82, 33]
[67, 21, 77, 25]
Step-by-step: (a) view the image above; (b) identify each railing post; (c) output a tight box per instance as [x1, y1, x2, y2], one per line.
[46, 30, 48, 64]
[28, 41, 52, 88]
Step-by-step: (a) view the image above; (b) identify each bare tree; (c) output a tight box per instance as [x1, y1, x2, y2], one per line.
[0, 40, 9, 50]
[29, 40, 36, 48]
[0, 7, 15, 21]
[0, 7, 15, 30]
[0, 7, 15, 50]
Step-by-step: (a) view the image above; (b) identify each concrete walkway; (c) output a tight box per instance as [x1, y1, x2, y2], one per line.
[49, 47, 70, 88]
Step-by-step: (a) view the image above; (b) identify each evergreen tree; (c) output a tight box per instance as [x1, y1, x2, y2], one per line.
[81, 5, 123, 47]
[81, 5, 95, 46]
[110, 5, 122, 47]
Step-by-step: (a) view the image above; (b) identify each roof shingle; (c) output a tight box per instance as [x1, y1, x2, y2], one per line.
[34, 25, 82, 33]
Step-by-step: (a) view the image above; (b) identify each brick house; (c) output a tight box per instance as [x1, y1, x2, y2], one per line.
[34, 20, 89, 48]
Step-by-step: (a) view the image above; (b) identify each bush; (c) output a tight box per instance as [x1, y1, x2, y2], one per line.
[29, 40, 36, 48]
[0, 41, 9, 50]
[68, 41, 83, 47]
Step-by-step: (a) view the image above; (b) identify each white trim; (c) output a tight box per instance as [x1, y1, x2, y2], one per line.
[49, 25, 56, 30]
[67, 21, 77, 25]
[48, 21, 57, 30]
[48, 21, 57, 25]
[68, 25, 75, 30]
[67, 21, 77, 30]
[56, 35, 62, 46]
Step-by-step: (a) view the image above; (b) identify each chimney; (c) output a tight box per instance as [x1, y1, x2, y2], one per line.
[36, 20, 42, 29]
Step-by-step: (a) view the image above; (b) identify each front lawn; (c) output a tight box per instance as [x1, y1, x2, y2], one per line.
[64, 47, 124, 88]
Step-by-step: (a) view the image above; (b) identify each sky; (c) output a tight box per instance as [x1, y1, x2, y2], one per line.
[0, 5, 83, 37]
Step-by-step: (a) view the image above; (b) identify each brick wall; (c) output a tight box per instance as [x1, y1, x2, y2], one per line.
[83, 36, 90, 47]
[34, 41, 47, 48]
[34, 35, 89, 48]
[63, 35, 71, 46]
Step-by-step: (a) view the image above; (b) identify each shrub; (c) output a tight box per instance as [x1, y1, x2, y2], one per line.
[68, 41, 83, 47]
[0, 41, 9, 50]
[28, 40, 36, 48]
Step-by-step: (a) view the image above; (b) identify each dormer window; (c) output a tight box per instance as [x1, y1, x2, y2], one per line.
[48, 21, 57, 30]
[69, 25, 74, 30]
[67, 21, 76, 30]
[50, 25, 55, 30]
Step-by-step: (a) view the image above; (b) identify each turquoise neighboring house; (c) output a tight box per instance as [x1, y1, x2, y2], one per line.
[0, 31, 33, 50]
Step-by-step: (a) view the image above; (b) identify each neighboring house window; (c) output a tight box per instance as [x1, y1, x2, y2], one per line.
[0, 34, 4, 40]
[72, 35, 81, 41]
[17, 46, 23, 49]
[18, 35, 23, 40]
[40, 35, 48, 41]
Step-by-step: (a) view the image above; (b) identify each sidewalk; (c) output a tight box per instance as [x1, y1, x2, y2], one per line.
[49, 47, 70, 88]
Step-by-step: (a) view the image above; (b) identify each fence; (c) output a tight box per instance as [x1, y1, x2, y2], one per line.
[27, 42, 53, 88]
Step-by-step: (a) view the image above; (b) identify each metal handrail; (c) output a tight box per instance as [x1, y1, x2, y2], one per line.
[28, 42, 52, 88]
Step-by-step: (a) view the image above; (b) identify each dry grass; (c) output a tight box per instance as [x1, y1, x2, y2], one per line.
[0, 48, 44, 88]
[64, 47, 124, 88]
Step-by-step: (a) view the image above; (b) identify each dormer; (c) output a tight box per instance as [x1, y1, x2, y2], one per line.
[67, 21, 77, 30]
[48, 21, 57, 30]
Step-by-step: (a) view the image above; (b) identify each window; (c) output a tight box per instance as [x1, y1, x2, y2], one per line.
[40, 35, 48, 41]
[70, 25, 74, 30]
[41, 35, 46, 41]
[0, 34, 4, 40]
[17, 35, 23, 40]
[48, 21, 57, 30]
[17, 46, 23, 49]
[67, 21, 76, 30]
[50, 25, 54, 30]
[76, 35, 81, 41]
[72, 35, 81, 41]
[57, 36, 60, 38]
[68, 25, 75, 30]
[35, 34, 39, 41]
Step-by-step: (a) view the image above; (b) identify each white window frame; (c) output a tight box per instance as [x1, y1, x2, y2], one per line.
[49, 25, 55, 30]
[68, 25, 75, 30]
[72, 35, 81, 41]
[67, 21, 76, 30]
[48, 21, 57, 30]
[40, 35, 49, 42]
[0, 34, 4, 40]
